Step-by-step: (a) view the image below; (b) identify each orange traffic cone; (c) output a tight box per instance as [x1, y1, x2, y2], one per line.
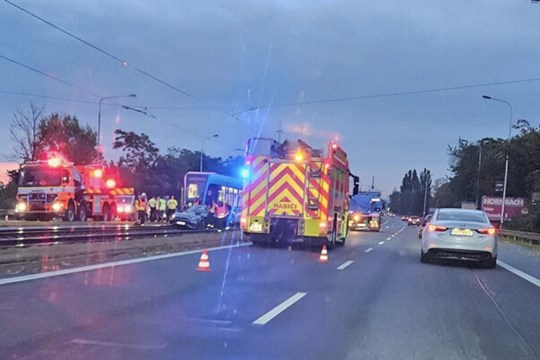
[196, 249, 211, 272]
[318, 245, 329, 263]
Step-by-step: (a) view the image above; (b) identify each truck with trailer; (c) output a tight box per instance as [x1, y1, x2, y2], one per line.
[348, 191, 384, 231]
[240, 138, 353, 249]
[15, 151, 132, 221]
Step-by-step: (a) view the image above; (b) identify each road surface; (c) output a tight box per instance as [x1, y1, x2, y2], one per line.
[1, 217, 539, 359]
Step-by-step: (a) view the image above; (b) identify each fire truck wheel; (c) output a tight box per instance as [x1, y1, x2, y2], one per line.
[326, 234, 336, 250]
[102, 205, 111, 222]
[77, 202, 87, 222]
[64, 202, 76, 222]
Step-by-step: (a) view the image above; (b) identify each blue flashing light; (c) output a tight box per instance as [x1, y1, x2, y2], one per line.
[241, 168, 250, 179]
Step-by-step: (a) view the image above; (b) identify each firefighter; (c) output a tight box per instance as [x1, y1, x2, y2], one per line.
[158, 196, 167, 222]
[136, 193, 148, 225]
[166, 195, 178, 220]
[148, 196, 157, 222]
[215, 200, 230, 232]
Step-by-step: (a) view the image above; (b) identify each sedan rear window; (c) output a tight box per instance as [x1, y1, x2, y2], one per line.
[436, 211, 488, 223]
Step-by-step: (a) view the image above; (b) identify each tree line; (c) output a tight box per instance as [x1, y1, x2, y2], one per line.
[0, 103, 242, 208]
[389, 168, 432, 216]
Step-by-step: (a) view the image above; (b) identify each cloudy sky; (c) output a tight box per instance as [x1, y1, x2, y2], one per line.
[1, 0, 539, 195]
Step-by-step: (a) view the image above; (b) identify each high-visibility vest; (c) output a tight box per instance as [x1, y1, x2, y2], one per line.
[148, 198, 157, 208]
[137, 199, 147, 211]
[216, 204, 230, 219]
[159, 198, 166, 211]
[167, 199, 178, 210]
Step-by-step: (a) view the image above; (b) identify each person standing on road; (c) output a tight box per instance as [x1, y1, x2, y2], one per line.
[148, 196, 157, 222]
[166, 195, 178, 221]
[136, 193, 148, 225]
[158, 196, 167, 222]
[215, 200, 230, 232]
[206, 200, 217, 228]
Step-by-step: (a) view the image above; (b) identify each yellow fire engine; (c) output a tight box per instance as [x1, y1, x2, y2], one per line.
[240, 138, 351, 248]
[15, 152, 133, 221]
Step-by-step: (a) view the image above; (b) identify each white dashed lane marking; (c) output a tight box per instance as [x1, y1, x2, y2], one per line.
[253, 292, 307, 325]
[364, 248, 374, 253]
[337, 260, 354, 270]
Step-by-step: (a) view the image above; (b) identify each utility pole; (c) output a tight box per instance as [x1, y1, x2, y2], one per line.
[276, 120, 284, 142]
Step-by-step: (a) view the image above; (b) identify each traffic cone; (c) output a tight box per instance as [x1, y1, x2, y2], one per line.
[196, 249, 211, 272]
[318, 245, 329, 263]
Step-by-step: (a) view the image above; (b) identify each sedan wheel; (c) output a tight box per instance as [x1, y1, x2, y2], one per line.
[420, 249, 430, 263]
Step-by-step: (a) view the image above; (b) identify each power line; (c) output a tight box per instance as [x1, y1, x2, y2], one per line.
[0, 53, 103, 98]
[3, 0, 219, 111]
[256, 77, 540, 109]
[0, 89, 98, 104]
[0, 88, 216, 111]
[121, 106, 237, 149]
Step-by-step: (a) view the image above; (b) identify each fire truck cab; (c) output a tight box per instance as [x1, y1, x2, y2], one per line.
[15, 152, 122, 222]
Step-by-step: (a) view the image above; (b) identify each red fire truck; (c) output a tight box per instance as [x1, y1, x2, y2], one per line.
[15, 151, 133, 221]
[240, 138, 351, 249]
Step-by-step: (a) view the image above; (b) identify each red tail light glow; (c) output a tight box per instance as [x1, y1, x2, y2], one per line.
[428, 224, 447, 232]
[478, 228, 496, 235]
[105, 179, 116, 188]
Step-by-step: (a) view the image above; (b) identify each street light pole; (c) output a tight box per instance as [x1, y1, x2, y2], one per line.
[200, 134, 219, 172]
[97, 94, 137, 148]
[482, 95, 513, 227]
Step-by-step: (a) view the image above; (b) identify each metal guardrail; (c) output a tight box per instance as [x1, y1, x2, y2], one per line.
[499, 229, 540, 246]
[0, 209, 15, 218]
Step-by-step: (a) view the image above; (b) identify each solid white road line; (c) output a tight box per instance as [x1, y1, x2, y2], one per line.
[253, 292, 307, 325]
[337, 260, 354, 270]
[378, 241, 384, 245]
[364, 248, 374, 253]
[0, 242, 252, 286]
[497, 260, 540, 288]
[71, 338, 166, 350]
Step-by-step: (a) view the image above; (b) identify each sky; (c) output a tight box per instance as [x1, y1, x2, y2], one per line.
[1, 0, 539, 196]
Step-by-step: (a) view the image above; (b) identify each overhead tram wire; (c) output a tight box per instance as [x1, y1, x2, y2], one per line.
[254, 77, 540, 109]
[0, 53, 104, 99]
[3, 0, 239, 122]
[121, 105, 237, 149]
[0, 89, 99, 104]
[0, 88, 221, 112]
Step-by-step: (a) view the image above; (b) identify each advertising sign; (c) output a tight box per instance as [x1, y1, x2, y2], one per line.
[481, 196, 527, 221]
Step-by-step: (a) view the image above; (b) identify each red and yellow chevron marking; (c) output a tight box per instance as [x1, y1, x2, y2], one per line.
[266, 163, 305, 216]
[85, 188, 104, 195]
[110, 188, 134, 195]
[306, 161, 330, 220]
[244, 156, 270, 217]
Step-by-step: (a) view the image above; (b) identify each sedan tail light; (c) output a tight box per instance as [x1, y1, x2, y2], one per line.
[428, 224, 447, 232]
[477, 228, 496, 235]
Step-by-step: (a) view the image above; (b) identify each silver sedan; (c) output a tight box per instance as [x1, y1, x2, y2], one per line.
[421, 208, 498, 268]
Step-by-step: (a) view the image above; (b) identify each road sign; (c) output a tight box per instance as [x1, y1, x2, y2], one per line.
[481, 196, 527, 221]
[495, 181, 504, 193]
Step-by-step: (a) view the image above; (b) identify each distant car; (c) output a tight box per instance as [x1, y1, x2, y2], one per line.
[408, 216, 420, 226]
[170, 205, 208, 229]
[401, 215, 409, 222]
[420, 208, 498, 268]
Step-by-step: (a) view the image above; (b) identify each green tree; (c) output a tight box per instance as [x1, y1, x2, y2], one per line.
[38, 113, 102, 165]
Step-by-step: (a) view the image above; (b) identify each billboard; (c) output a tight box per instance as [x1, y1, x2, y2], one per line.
[481, 196, 528, 221]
